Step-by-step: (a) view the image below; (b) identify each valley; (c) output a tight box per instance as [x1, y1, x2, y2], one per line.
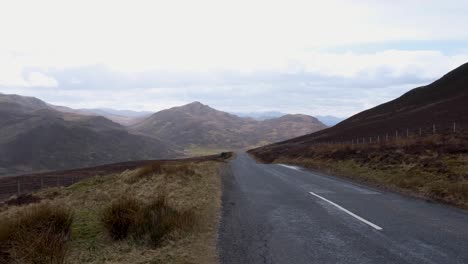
[0, 94, 325, 176]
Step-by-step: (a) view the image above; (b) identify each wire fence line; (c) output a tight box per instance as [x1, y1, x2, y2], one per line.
[311, 121, 466, 146]
[0, 174, 93, 201]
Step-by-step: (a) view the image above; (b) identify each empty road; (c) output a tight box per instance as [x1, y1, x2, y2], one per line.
[219, 153, 468, 264]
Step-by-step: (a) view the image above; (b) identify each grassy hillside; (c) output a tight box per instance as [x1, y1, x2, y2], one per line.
[279, 62, 468, 145]
[249, 63, 468, 209]
[0, 154, 231, 263]
[250, 134, 468, 208]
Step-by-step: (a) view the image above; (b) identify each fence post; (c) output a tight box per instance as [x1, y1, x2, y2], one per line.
[433, 124, 436, 134]
[17, 178, 21, 196]
[396, 130, 398, 139]
[370, 137, 372, 143]
[454, 122, 456, 133]
[377, 135, 380, 142]
[419, 128, 422, 136]
[406, 129, 409, 137]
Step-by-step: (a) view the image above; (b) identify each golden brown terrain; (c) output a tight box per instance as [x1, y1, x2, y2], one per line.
[0, 154, 231, 264]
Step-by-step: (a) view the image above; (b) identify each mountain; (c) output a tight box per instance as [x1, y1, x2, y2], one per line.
[131, 102, 327, 153]
[232, 111, 286, 120]
[0, 93, 175, 176]
[315, 115, 345, 126]
[233, 111, 345, 126]
[250, 62, 468, 151]
[50, 105, 151, 126]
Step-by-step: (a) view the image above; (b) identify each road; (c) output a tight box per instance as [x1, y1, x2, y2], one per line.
[218, 153, 468, 264]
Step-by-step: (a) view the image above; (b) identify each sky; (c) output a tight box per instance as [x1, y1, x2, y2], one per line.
[1, 0, 468, 118]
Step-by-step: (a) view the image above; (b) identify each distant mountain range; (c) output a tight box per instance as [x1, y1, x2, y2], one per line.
[0, 94, 174, 176]
[49, 105, 152, 126]
[232, 111, 286, 120]
[130, 102, 327, 155]
[0, 95, 326, 176]
[314, 116, 345, 126]
[250, 62, 468, 157]
[232, 112, 344, 126]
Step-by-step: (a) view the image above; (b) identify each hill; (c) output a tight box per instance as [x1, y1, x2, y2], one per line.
[249, 63, 468, 208]
[50, 105, 151, 126]
[233, 111, 345, 126]
[232, 111, 286, 120]
[131, 102, 327, 154]
[0, 93, 175, 176]
[280, 62, 468, 145]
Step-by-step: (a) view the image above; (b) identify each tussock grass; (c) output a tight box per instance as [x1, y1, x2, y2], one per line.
[0, 203, 73, 264]
[0, 156, 225, 264]
[131, 196, 195, 246]
[101, 195, 195, 246]
[129, 161, 197, 183]
[101, 196, 140, 240]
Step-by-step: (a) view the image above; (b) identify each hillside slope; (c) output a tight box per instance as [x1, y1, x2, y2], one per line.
[131, 102, 327, 152]
[0, 93, 175, 176]
[279, 62, 468, 144]
[249, 63, 468, 208]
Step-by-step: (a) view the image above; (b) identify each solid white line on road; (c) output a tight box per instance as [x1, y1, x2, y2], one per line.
[278, 164, 301, 171]
[309, 191, 383, 230]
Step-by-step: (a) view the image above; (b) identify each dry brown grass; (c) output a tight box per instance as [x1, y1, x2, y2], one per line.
[101, 195, 195, 247]
[129, 161, 197, 184]
[0, 156, 226, 264]
[130, 196, 195, 246]
[0, 203, 73, 264]
[101, 196, 141, 240]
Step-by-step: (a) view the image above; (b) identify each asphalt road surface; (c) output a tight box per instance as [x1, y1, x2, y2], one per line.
[218, 153, 468, 264]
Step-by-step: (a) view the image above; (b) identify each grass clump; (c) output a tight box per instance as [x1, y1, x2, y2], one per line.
[129, 161, 197, 183]
[0, 203, 73, 264]
[133, 196, 195, 246]
[133, 162, 163, 180]
[101, 196, 140, 240]
[101, 195, 195, 247]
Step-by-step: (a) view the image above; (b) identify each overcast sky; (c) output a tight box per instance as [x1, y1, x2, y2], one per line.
[1, 0, 468, 117]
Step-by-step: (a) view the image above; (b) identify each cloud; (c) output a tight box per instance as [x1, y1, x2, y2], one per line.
[1, 1, 468, 117]
[25, 72, 58, 87]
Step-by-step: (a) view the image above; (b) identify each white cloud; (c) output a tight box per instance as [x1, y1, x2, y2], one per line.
[1, 0, 468, 116]
[26, 72, 58, 87]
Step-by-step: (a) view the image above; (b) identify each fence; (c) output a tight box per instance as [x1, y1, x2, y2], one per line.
[0, 174, 94, 201]
[311, 121, 467, 146]
[0, 160, 151, 202]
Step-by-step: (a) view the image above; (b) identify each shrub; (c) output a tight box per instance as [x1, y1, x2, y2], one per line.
[132, 196, 195, 246]
[160, 163, 196, 179]
[101, 196, 195, 247]
[129, 162, 197, 183]
[132, 162, 163, 180]
[101, 196, 140, 240]
[0, 203, 73, 264]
